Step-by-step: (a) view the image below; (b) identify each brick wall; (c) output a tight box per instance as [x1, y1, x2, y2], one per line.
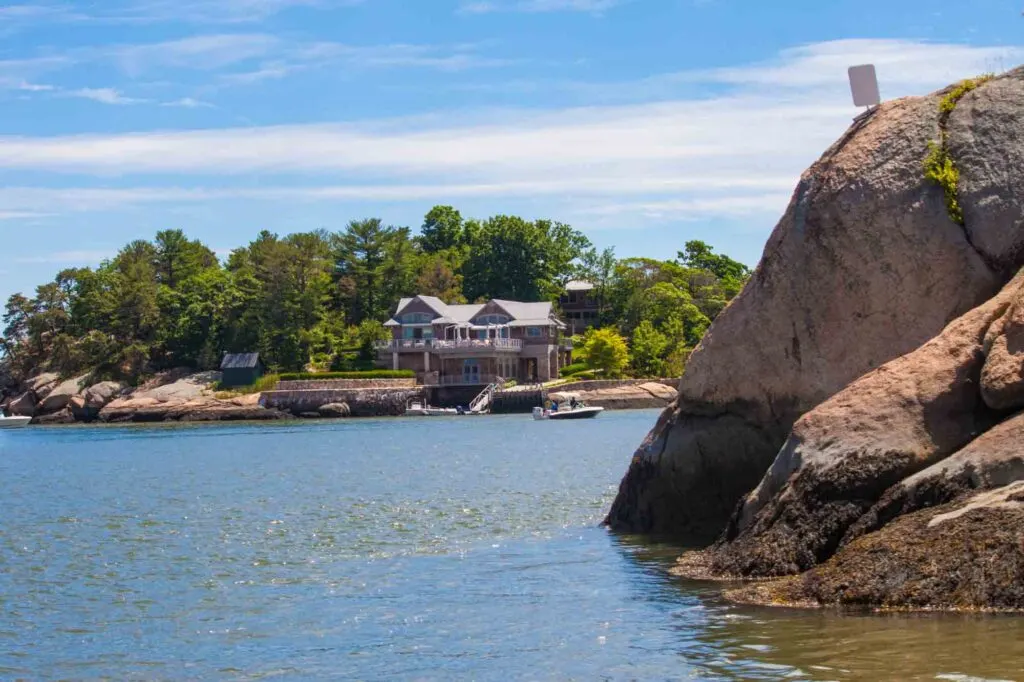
[276, 378, 417, 390]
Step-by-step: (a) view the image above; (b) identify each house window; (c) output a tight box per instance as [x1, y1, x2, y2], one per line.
[476, 330, 488, 340]
[400, 312, 433, 324]
[527, 327, 542, 337]
[475, 314, 510, 325]
[403, 326, 416, 339]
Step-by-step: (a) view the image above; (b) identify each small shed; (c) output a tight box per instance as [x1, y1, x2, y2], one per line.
[220, 352, 266, 388]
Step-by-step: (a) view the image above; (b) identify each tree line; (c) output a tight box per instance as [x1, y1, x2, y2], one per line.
[1, 205, 750, 382]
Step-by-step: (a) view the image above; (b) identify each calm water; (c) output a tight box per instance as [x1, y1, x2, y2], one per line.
[2, 412, 1024, 681]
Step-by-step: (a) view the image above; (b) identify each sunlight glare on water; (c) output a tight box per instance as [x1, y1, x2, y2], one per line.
[2, 412, 1024, 681]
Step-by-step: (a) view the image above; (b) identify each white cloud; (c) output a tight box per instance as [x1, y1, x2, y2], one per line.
[0, 0, 362, 27]
[112, 34, 280, 75]
[14, 250, 112, 264]
[161, 96, 214, 108]
[118, 0, 362, 23]
[67, 87, 147, 105]
[460, 0, 624, 13]
[1, 38, 1020, 228]
[0, 210, 51, 220]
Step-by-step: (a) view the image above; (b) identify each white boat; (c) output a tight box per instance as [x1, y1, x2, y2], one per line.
[532, 405, 604, 420]
[0, 415, 31, 429]
[404, 400, 462, 417]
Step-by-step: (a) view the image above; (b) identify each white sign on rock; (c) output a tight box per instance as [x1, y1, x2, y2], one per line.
[848, 64, 881, 108]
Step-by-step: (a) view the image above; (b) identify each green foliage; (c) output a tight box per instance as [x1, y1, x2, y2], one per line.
[630, 320, 668, 377]
[463, 215, 591, 301]
[278, 370, 415, 380]
[938, 75, 994, 115]
[924, 141, 963, 226]
[577, 327, 630, 378]
[215, 373, 281, 396]
[923, 75, 993, 228]
[2, 204, 749, 386]
[420, 205, 465, 253]
[559, 362, 588, 377]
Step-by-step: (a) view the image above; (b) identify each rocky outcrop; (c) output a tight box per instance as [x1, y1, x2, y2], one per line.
[726, 483, 1024, 612]
[84, 381, 126, 411]
[673, 274, 1022, 580]
[37, 375, 88, 414]
[99, 392, 287, 423]
[318, 403, 351, 418]
[549, 382, 677, 410]
[27, 373, 60, 400]
[606, 70, 1024, 539]
[6, 392, 38, 417]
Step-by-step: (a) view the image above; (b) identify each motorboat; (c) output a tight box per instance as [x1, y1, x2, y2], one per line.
[532, 405, 604, 420]
[404, 400, 476, 417]
[0, 415, 31, 429]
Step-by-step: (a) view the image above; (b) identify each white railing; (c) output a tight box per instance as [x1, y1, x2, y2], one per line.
[377, 338, 523, 352]
[469, 382, 499, 413]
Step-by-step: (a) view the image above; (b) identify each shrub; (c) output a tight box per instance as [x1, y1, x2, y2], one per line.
[277, 370, 415, 381]
[214, 373, 281, 396]
[559, 362, 587, 377]
[924, 141, 963, 226]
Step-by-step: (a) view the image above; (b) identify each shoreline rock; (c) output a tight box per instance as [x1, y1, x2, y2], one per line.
[607, 82, 1005, 538]
[607, 67, 1024, 611]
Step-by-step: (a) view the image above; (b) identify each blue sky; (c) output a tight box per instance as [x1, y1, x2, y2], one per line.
[1, 0, 1023, 305]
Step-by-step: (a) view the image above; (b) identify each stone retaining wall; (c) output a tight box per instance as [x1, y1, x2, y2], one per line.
[260, 387, 422, 417]
[276, 378, 417, 390]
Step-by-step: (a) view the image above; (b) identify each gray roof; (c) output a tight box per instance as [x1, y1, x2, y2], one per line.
[565, 280, 594, 292]
[221, 352, 262, 369]
[391, 295, 561, 326]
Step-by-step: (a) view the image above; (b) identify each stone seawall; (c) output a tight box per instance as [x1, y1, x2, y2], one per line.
[276, 378, 417, 390]
[260, 388, 423, 417]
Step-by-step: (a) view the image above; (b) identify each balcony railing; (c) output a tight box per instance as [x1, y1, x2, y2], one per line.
[377, 338, 523, 353]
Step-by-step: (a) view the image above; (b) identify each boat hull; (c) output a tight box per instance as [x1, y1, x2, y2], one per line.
[533, 406, 604, 420]
[0, 416, 32, 428]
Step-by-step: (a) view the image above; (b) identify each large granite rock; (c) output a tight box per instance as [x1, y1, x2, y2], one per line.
[38, 375, 88, 414]
[551, 383, 678, 411]
[99, 392, 287, 423]
[84, 381, 126, 410]
[27, 372, 60, 400]
[6, 391, 38, 417]
[674, 274, 1022, 579]
[318, 403, 351, 418]
[606, 70, 1024, 539]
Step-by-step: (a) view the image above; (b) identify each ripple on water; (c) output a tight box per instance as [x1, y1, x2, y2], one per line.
[2, 413, 1024, 681]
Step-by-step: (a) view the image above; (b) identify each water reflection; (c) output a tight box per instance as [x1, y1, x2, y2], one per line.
[610, 532, 1024, 681]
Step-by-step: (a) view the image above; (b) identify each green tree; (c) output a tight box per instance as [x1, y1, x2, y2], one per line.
[578, 327, 630, 378]
[463, 215, 590, 302]
[153, 229, 218, 289]
[420, 205, 464, 254]
[631, 320, 668, 377]
[334, 218, 395, 324]
[415, 253, 466, 303]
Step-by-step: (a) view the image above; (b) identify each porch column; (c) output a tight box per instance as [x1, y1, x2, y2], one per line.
[392, 352, 399, 371]
[424, 351, 430, 372]
[540, 351, 551, 382]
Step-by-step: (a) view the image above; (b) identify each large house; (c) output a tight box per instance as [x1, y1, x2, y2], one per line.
[378, 295, 573, 385]
[559, 280, 601, 335]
